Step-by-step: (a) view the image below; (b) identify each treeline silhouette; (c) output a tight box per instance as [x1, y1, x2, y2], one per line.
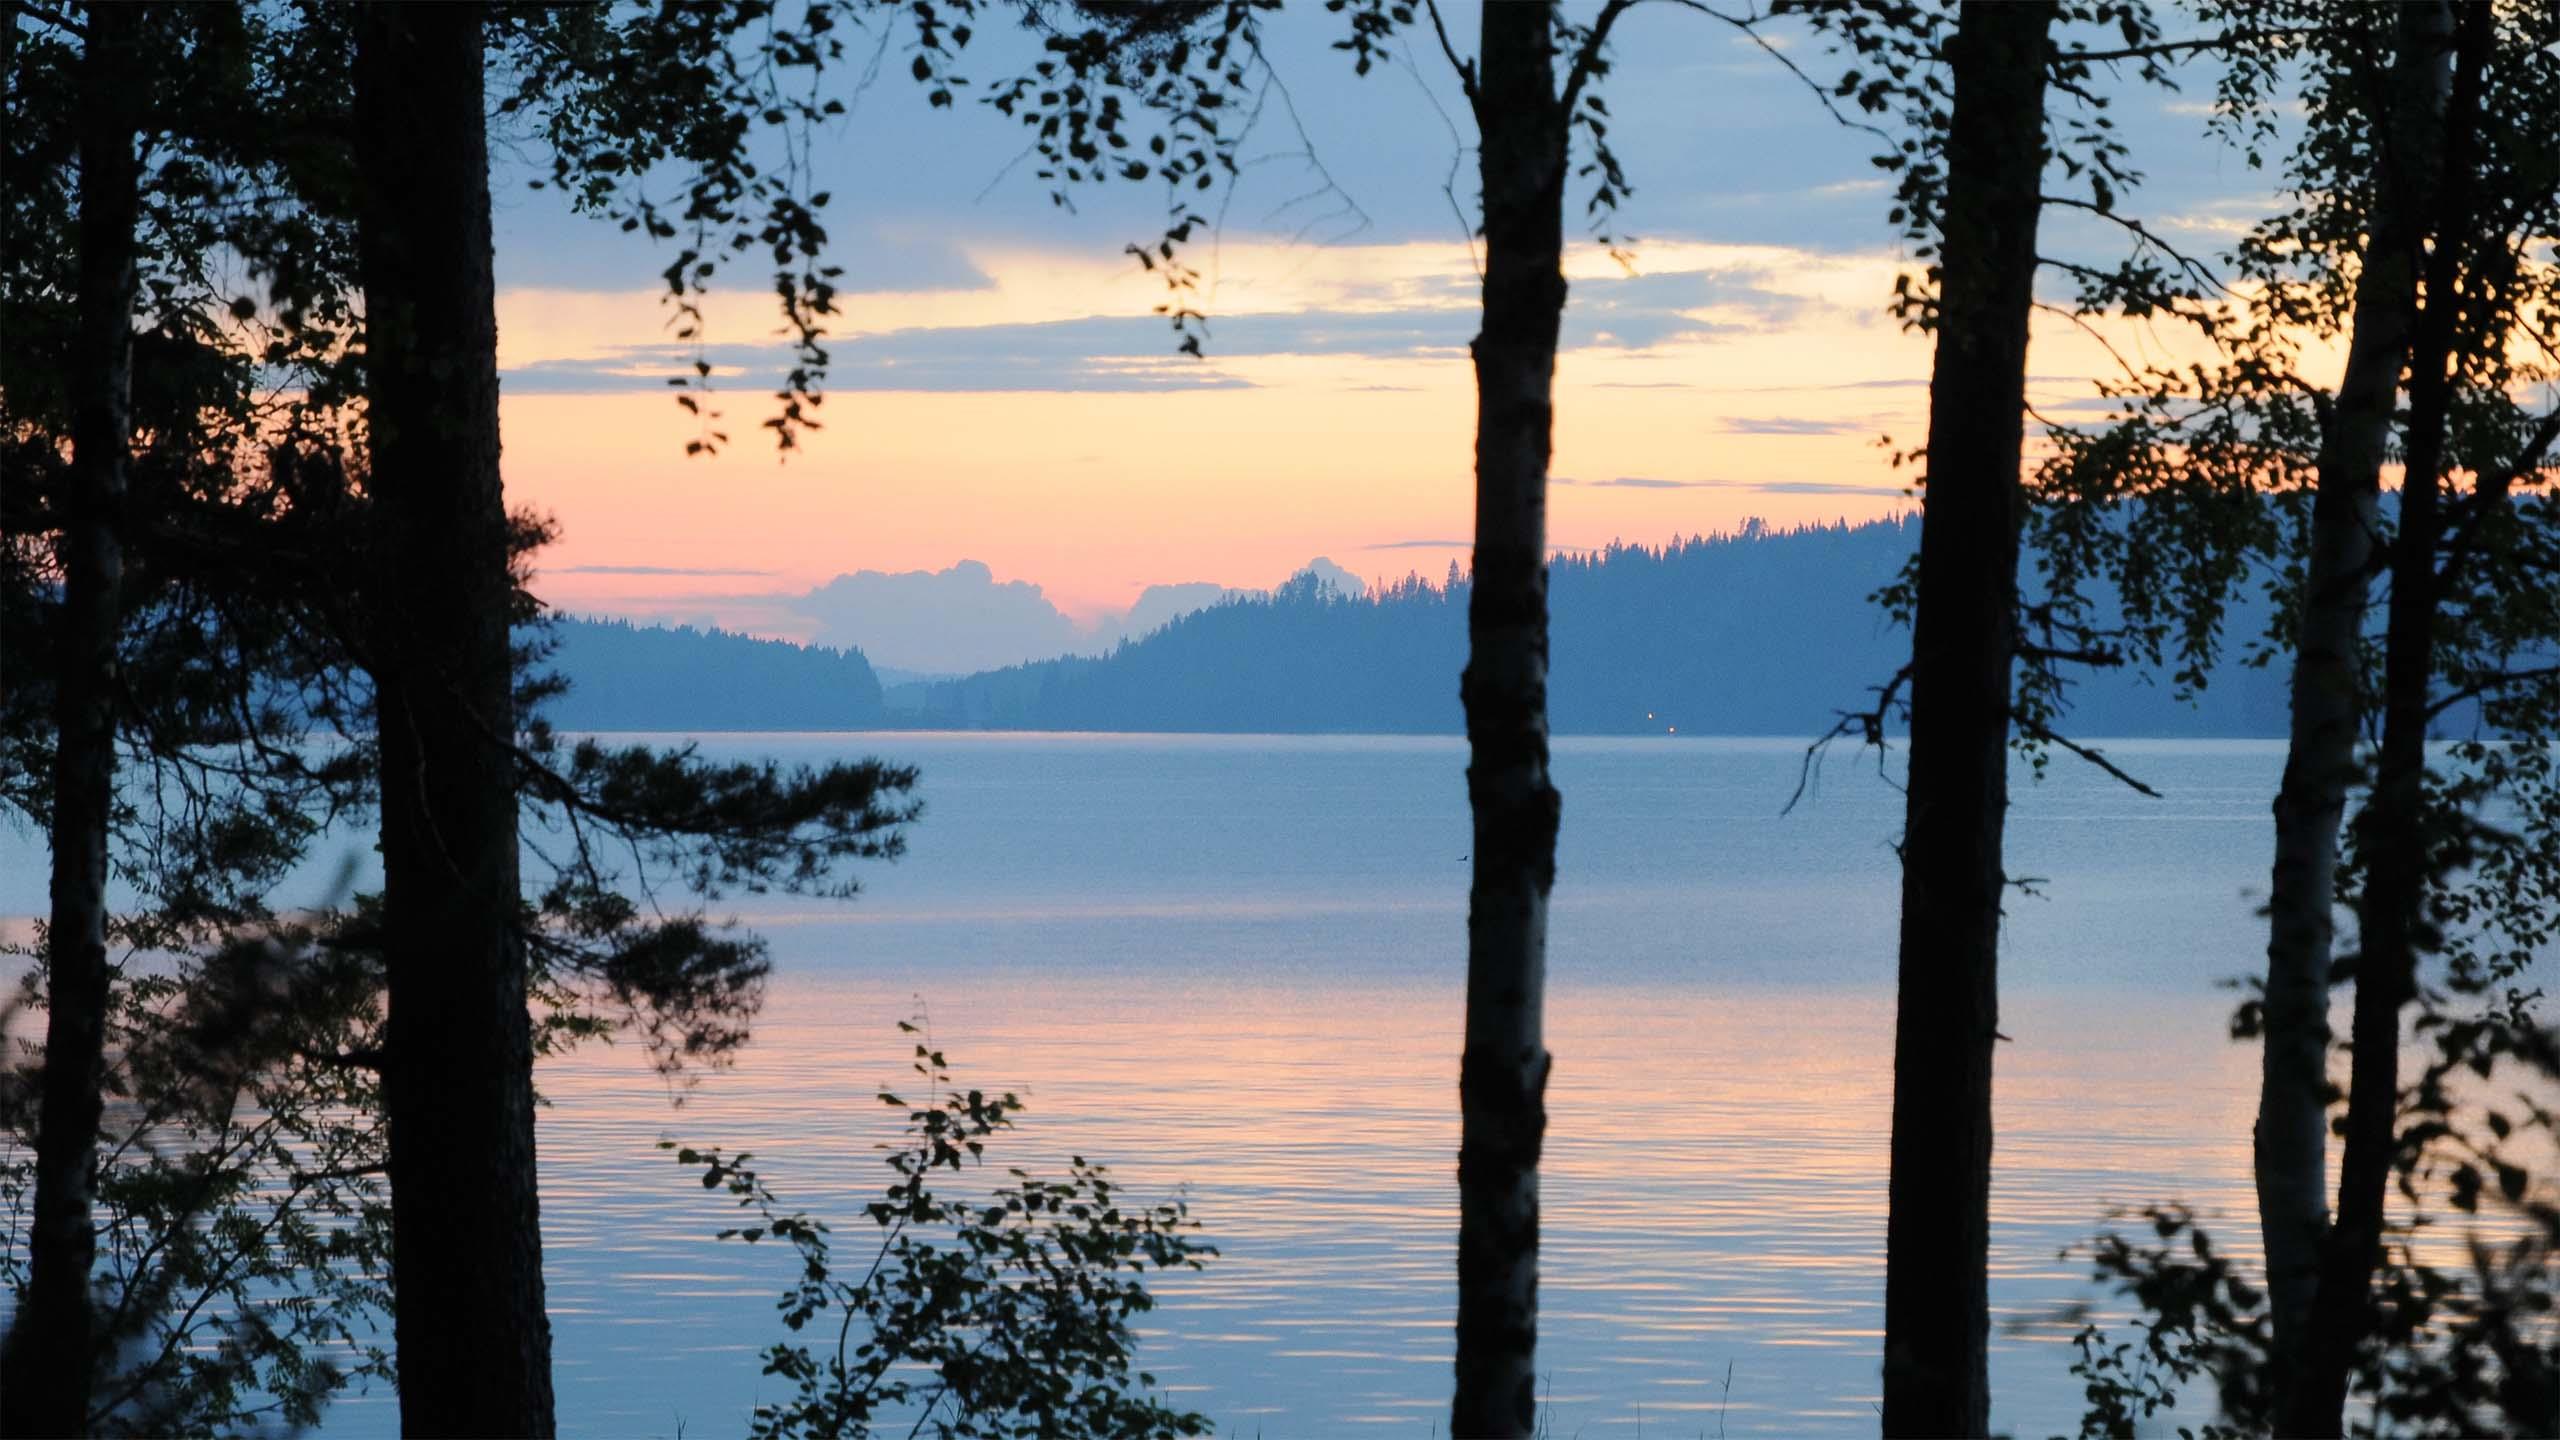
[550, 518, 2300, 736]
[540, 615, 889, 730]
[881, 517, 2293, 735]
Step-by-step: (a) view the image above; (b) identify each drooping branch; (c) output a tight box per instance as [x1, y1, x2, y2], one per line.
[2427, 664, 2560, 722]
[1654, 0, 1900, 153]
[1557, 0, 1638, 119]
[2055, 23, 2343, 66]
[2011, 716, 2162, 798]
[2438, 407, 2560, 591]
[2038, 193, 2233, 300]
[1787, 660, 1913, 814]
[2031, 296, 2154, 387]
[1420, 0, 1477, 107]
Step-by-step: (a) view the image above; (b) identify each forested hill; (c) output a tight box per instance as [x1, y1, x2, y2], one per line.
[882, 517, 2296, 737]
[536, 615, 888, 731]
[533, 520, 2298, 737]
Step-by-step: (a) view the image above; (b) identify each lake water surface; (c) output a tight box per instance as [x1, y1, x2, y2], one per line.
[10, 735, 2335, 1436]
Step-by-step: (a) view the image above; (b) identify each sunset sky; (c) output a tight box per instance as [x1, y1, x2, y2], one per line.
[485, 6, 2289, 668]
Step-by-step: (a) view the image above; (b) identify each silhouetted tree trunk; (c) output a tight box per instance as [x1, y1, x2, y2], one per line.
[352, 5, 555, 1434]
[2, 8, 143, 1433]
[1879, 5, 2052, 1435]
[2254, 1, 2451, 1390]
[2285, 11, 2482, 1433]
[1452, 3, 1567, 1434]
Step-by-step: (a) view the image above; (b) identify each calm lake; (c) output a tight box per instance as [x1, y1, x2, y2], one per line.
[10, 735, 2336, 1436]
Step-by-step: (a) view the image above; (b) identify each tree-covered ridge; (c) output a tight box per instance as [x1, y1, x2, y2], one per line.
[539, 615, 888, 732]
[873, 516, 2293, 737]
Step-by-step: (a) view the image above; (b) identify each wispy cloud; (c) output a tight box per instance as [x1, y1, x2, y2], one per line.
[1689, 377, 1928, 394]
[1558, 475, 1902, 497]
[1717, 416, 1869, 436]
[501, 335, 1260, 396]
[1750, 480, 1908, 496]
[499, 220, 999, 294]
[555, 563, 779, 577]
[1562, 267, 1835, 352]
[1361, 538, 1473, 550]
[1556, 476, 1735, 490]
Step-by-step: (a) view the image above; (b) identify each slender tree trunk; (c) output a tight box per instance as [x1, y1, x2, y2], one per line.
[2254, 1, 2451, 1391]
[352, 6, 556, 1434]
[1451, 4, 1566, 1435]
[2284, 13, 2482, 1434]
[1878, 5, 2052, 1435]
[1, 8, 143, 1434]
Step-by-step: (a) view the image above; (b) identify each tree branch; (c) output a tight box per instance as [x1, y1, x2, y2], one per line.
[2038, 194, 2232, 299]
[1558, 0, 1639, 120]
[2031, 297, 2151, 388]
[1788, 661, 1913, 813]
[1653, 0, 1898, 151]
[2017, 644, 2127, 669]
[2013, 717, 2163, 798]
[2437, 406, 2560, 592]
[2054, 24, 2340, 65]
[1420, 0, 1477, 108]
[2428, 664, 2560, 721]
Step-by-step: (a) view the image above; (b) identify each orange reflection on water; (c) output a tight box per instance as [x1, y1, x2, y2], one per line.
[522, 969, 2259, 1436]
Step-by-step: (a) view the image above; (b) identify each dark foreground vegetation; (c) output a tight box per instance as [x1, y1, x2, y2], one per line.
[5, 2, 2558, 1438]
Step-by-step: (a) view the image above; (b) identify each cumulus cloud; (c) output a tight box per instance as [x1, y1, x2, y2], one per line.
[785, 561, 1085, 674]
[1290, 557, 1368, 597]
[777, 557, 1362, 673]
[1118, 582, 1245, 641]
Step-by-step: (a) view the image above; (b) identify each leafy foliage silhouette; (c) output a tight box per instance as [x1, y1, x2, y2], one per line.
[666, 1024, 1213, 1440]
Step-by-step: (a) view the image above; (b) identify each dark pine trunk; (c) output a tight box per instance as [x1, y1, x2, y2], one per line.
[1879, 4, 2053, 1435]
[2283, 10, 2482, 1433]
[1, 7, 143, 1434]
[352, 5, 556, 1434]
[1451, 4, 1566, 1436]
[2255, 1, 2449, 1390]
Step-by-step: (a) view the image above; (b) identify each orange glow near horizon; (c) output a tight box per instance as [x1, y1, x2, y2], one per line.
[496, 237, 2257, 631]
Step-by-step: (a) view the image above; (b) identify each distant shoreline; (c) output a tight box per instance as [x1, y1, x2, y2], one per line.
[543, 520, 2326, 739]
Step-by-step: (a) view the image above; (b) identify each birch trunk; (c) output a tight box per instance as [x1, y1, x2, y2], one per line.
[2254, 4, 2452, 1386]
[1451, 4, 1567, 1434]
[2284, 11, 2481, 1431]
